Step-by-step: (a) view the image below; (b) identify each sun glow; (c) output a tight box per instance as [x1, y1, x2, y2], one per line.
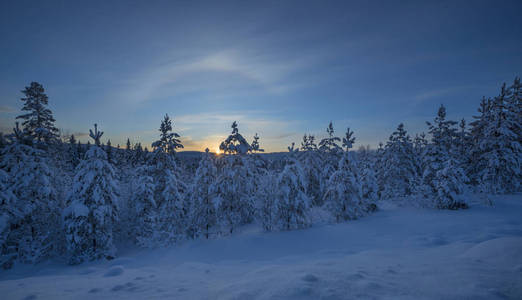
[214, 146, 222, 155]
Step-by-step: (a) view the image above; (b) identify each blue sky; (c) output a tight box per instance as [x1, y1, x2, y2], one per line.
[1, 0, 521, 152]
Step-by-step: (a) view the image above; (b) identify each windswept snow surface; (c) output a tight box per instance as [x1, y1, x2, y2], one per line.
[1, 195, 522, 299]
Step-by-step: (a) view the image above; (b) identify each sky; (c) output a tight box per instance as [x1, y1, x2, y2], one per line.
[0, 0, 521, 153]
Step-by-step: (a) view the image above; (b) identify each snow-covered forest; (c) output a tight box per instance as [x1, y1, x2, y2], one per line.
[0, 77, 521, 270]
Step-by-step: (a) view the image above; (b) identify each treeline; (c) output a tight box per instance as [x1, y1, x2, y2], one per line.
[0, 78, 520, 268]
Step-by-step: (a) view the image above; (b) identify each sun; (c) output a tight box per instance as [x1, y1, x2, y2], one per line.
[214, 146, 222, 155]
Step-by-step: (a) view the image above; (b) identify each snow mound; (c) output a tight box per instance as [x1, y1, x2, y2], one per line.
[461, 236, 522, 268]
[103, 265, 124, 277]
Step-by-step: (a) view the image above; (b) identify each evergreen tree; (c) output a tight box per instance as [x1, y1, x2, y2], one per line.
[342, 127, 355, 151]
[380, 123, 417, 198]
[0, 141, 59, 268]
[89, 124, 103, 146]
[64, 125, 119, 264]
[423, 105, 468, 209]
[358, 149, 379, 204]
[219, 121, 252, 155]
[190, 149, 218, 239]
[148, 147, 186, 244]
[506, 77, 521, 142]
[214, 155, 256, 234]
[16, 82, 59, 144]
[251, 133, 264, 153]
[68, 134, 80, 167]
[319, 122, 342, 153]
[105, 139, 113, 164]
[300, 134, 318, 151]
[152, 114, 183, 153]
[258, 173, 278, 232]
[129, 164, 160, 247]
[323, 152, 365, 221]
[275, 159, 311, 230]
[479, 84, 521, 193]
[468, 97, 492, 184]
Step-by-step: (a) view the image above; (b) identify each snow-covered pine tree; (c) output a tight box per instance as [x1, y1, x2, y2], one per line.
[479, 83, 521, 193]
[275, 154, 311, 230]
[89, 123, 103, 146]
[423, 105, 468, 209]
[0, 137, 59, 267]
[134, 143, 145, 166]
[105, 139, 113, 164]
[300, 134, 318, 151]
[319, 122, 342, 154]
[358, 148, 379, 204]
[375, 142, 387, 199]
[507, 77, 521, 143]
[380, 123, 417, 199]
[16, 82, 59, 144]
[342, 127, 355, 151]
[257, 172, 278, 232]
[64, 124, 119, 264]
[214, 154, 256, 234]
[251, 133, 264, 153]
[129, 163, 160, 247]
[148, 143, 186, 244]
[125, 138, 132, 164]
[323, 151, 365, 222]
[219, 121, 252, 155]
[0, 167, 16, 269]
[190, 149, 218, 239]
[152, 114, 183, 153]
[68, 134, 80, 167]
[298, 134, 322, 206]
[468, 97, 492, 185]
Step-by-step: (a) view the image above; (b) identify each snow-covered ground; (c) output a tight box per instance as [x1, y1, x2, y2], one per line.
[1, 195, 521, 300]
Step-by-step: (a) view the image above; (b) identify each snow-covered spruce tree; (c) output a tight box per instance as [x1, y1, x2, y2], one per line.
[298, 134, 323, 206]
[0, 167, 16, 268]
[468, 97, 492, 185]
[275, 150, 311, 231]
[16, 82, 59, 144]
[124, 138, 133, 164]
[374, 142, 387, 199]
[318, 122, 342, 199]
[64, 124, 119, 264]
[189, 149, 218, 239]
[380, 123, 417, 199]
[342, 127, 355, 151]
[214, 154, 256, 234]
[0, 123, 61, 265]
[150, 125, 186, 244]
[413, 133, 428, 178]
[152, 114, 184, 154]
[257, 172, 278, 232]
[507, 77, 521, 143]
[423, 105, 468, 209]
[251, 133, 264, 153]
[357, 147, 379, 204]
[478, 83, 521, 194]
[219, 121, 252, 154]
[213, 122, 257, 234]
[105, 139, 113, 164]
[323, 150, 366, 222]
[319, 122, 342, 154]
[68, 134, 80, 167]
[0, 133, 59, 268]
[129, 163, 160, 247]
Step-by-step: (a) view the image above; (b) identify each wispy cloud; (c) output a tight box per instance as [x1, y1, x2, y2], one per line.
[414, 85, 474, 102]
[110, 45, 325, 106]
